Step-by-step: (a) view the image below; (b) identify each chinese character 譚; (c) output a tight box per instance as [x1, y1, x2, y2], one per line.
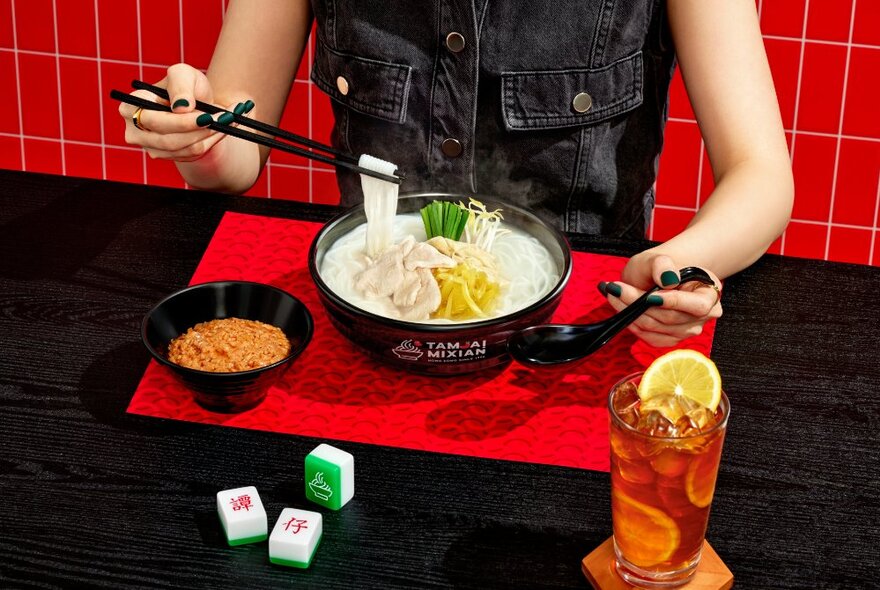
[230, 495, 253, 511]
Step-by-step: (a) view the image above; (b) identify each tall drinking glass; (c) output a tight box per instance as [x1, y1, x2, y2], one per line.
[608, 373, 730, 587]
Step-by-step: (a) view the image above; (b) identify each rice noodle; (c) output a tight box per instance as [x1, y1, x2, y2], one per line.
[320, 214, 561, 324]
[359, 154, 399, 258]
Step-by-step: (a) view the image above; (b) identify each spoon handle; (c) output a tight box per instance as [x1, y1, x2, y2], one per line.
[586, 286, 661, 352]
[587, 269, 716, 352]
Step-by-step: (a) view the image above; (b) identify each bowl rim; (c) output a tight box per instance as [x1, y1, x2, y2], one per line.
[307, 193, 573, 332]
[141, 280, 314, 377]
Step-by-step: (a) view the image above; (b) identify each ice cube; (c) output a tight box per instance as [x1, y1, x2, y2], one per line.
[674, 414, 703, 437]
[686, 407, 717, 431]
[612, 381, 641, 427]
[610, 430, 642, 460]
[650, 448, 689, 477]
[614, 457, 656, 484]
[637, 410, 679, 437]
[640, 393, 687, 423]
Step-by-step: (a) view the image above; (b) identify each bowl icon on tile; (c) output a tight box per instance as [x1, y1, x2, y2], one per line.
[308, 472, 333, 501]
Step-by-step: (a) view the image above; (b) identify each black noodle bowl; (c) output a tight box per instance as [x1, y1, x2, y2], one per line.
[308, 193, 572, 376]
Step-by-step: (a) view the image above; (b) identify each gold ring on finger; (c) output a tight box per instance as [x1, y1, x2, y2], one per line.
[132, 107, 150, 132]
[710, 284, 721, 307]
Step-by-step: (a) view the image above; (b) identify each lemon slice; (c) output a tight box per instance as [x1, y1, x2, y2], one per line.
[639, 349, 722, 412]
[612, 490, 681, 566]
[685, 453, 720, 508]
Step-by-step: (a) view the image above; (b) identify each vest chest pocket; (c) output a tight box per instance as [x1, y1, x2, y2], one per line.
[500, 50, 644, 131]
[311, 39, 413, 124]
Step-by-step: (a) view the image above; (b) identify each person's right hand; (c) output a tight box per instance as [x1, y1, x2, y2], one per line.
[118, 63, 251, 163]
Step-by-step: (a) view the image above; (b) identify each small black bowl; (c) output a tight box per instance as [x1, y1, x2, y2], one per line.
[142, 281, 313, 413]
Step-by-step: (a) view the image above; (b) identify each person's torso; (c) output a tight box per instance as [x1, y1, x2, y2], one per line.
[309, 0, 675, 237]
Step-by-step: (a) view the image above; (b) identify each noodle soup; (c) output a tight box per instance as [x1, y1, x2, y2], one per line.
[308, 194, 572, 375]
[320, 213, 561, 324]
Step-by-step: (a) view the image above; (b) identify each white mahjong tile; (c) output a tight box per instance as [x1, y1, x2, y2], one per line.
[268, 508, 323, 568]
[216, 486, 267, 546]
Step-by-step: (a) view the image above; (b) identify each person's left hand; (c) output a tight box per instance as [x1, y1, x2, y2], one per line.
[598, 250, 722, 347]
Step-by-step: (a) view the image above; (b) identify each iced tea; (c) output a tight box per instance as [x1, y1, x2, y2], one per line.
[609, 373, 729, 587]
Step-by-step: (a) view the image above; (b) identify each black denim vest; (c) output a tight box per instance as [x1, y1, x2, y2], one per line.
[310, 0, 675, 238]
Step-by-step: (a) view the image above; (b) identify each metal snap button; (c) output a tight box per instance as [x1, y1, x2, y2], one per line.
[572, 92, 593, 113]
[441, 138, 463, 158]
[446, 32, 466, 53]
[336, 76, 350, 96]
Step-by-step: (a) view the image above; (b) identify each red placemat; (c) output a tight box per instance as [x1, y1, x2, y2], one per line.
[128, 212, 715, 472]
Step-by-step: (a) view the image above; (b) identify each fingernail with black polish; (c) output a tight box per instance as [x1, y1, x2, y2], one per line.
[172, 98, 190, 109]
[647, 294, 664, 306]
[243, 99, 255, 113]
[233, 102, 247, 115]
[606, 282, 622, 297]
[597, 281, 607, 296]
[217, 112, 235, 125]
[661, 271, 680, 287]
[196, 113, 213, 127]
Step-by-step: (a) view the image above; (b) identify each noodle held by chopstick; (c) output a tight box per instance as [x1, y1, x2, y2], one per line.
[359, 154, 399, 258]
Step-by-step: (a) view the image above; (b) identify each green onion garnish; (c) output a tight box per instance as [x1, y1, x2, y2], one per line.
[420, 200, 468, 241]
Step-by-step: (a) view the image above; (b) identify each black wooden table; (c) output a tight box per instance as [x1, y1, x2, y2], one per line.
[1, 170, 877, 589]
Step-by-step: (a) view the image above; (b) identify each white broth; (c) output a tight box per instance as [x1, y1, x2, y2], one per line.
[320, 213, 561, 324]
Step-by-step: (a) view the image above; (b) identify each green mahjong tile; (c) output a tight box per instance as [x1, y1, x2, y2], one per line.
[305, 454, 341, 510]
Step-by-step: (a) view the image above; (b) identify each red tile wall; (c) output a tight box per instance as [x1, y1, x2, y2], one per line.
[649, 0, 880, 268]
[1, 0, 878, 266]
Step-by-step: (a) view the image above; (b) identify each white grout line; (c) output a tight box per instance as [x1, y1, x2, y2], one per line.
[794, 130, 879, 143]
[179, 0, 184, 63]
[694, 141, 705, 209]
[823, 0, 857, 260]
[307, 35, 313, 203]
[0, 131, 139, 149]
[181, 1, 190, 191]
[10, 0, 25, 169]
[9, 35, 875, 58]
[9, 35, 877, 60]
[868, 171, 880, 264]
[762, 34, 878, 50]
[136, 0, 146, 184]
[51, 0, 66, 175]
[0, 130, 345, 174]
[180, 0, 188, 64]
[93, 0, 107, 178]
[779, 0, 812, 257]
[655, 204, 698, 213]
[653, 204, 877, 232]
[668, 116, 880, 144]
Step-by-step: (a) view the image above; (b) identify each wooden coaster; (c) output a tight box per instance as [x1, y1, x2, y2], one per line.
[582, 538, 733, 590]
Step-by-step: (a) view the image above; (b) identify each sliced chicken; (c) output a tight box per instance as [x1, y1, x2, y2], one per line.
[399, 268, 443, 321]
[354, 236, 456, 320]
[403, 241, 456, 271]
[354, 238, 409, 298]
[392, 269, 422, 308]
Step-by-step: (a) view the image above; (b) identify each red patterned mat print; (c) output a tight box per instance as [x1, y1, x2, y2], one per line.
[128, 212, 715, 472]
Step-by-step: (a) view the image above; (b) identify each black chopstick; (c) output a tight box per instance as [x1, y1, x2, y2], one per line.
[109, 90, 403, 185]
[130, 79, 359, 165]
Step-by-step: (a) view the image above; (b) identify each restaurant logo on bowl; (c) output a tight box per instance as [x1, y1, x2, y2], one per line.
[392, 339, 487, 362]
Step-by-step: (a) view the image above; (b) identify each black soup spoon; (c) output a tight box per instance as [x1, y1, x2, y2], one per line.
[507, 267, 717, 368]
